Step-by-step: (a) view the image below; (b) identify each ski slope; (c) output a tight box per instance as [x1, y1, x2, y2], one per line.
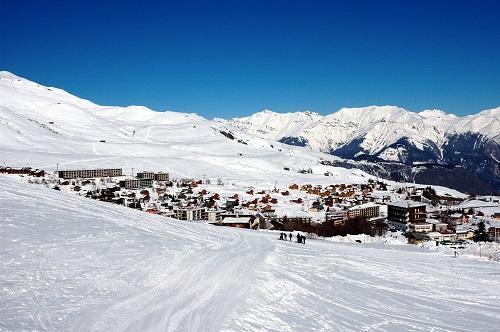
[1, 175, 499, 331]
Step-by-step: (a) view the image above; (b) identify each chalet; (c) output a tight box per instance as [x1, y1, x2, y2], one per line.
[310, 201, 324, 212]
[449, 213, 470, 224]
[261, 205, 275, 213]
[323, 197, 334, 207]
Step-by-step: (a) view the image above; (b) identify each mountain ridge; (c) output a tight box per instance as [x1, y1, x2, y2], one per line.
[1, 70, 498, 193]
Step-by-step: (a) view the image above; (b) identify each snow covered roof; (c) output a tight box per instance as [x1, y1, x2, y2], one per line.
[387, 200, 426, 208]
[426, 219, 445, 225]
[457, 200, 499, 209]
[348, 202, 379, 211]
[221, 217, 251, 224]
[488, 221, 500, 229]
[476, 207, 500, 217]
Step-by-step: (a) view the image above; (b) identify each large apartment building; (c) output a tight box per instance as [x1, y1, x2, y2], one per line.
[173, 206, 207, 221]
[58, 168, 122, 179]
[345, 202, 380, 219]
[137, 171, 170, 181]
[325, 203, 380, 224]
[387, 200, 427, 231]
[119, 179, 153, 189]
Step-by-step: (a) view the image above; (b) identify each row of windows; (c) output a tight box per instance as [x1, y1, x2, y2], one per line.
[59, 169, 123, 179]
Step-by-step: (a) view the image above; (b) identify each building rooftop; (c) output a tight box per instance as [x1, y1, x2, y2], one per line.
[387, 200, 426, 208]
[348, 202, 379, 211]
[221, 217, 251, 224]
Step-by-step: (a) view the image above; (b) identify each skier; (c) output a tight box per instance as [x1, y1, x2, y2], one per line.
[302, 235, 306, 244]
[279, 232, 283, 241]
[297, 233, 301, 243]
[289, 233, 292, 241]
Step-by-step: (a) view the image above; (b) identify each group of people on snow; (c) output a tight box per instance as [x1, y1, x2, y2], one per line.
[279, 232, 306, 244]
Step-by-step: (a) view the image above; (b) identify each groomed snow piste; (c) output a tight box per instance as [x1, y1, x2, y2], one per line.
[1, 175, 499, 331]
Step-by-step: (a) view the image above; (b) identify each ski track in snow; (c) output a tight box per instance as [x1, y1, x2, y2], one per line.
[1, 175, 500, 331]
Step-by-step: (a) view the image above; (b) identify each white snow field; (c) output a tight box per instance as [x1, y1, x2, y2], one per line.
[1, 175, 500, 331]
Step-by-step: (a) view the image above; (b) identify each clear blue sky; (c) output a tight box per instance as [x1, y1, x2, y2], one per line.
[1, 0, 499, 118]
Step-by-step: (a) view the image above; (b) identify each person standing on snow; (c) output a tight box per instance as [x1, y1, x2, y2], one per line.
[289, 233, 292, 241]
[302, 235, 306, 244]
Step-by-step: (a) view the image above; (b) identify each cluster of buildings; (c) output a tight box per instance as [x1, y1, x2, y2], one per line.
[11, 166, 500, 244]
[385, 195, 500, 244]
[1, 166, 45, 177]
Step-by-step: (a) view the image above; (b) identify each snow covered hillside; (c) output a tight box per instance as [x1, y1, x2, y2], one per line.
[222, 106, 500, 154]
[0, 71, 370, 186]
[2, 175, 500, 331]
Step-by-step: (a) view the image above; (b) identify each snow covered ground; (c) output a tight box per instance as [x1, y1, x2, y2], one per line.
[2, 175, 500, 331]
[0, 70, 373, 189]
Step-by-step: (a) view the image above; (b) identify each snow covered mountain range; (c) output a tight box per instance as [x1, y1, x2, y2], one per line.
[220, 107, 499, 193]
[220, 106, 499, 155]
[0, 70, 498, 193]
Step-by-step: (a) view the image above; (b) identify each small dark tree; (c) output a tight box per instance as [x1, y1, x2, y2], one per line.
[473, 221, 489, 242]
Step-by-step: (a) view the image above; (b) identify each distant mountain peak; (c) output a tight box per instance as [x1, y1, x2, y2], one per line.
[419, 109, 455, 118]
